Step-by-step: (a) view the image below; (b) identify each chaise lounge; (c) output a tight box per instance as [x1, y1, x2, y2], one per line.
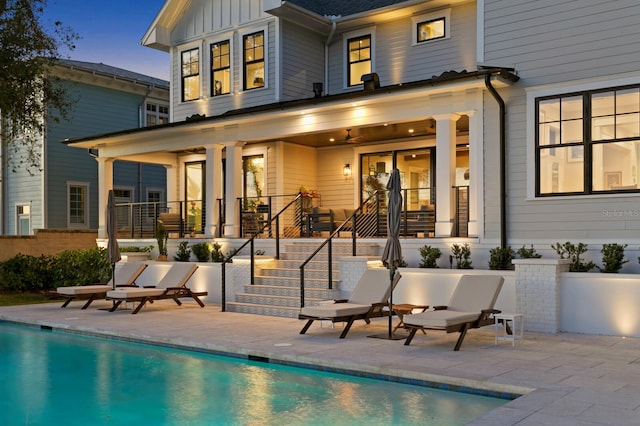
[105, 263, 205, 314]
[56, 262, 147, 309]
[402, 275, 504, 351]
[298, 268, 401, 338]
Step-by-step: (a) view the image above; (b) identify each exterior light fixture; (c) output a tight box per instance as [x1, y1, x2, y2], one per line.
[361, 73, 380, 91]
[343, 164, 351, 177]
[313, 82, 323, 98]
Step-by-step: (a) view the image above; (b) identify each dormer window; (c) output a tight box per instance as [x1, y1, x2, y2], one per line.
[243, 31, 265, 90]
[347, 35, 371, 87]
[412, 9, 451, 46]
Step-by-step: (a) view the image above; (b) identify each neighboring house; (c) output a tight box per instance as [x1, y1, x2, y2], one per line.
[1, 59, 170, 235]
[65, 0, 640, 269]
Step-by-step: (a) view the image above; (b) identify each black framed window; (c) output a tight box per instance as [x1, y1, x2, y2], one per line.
[181, 48, 200, 102]
[243, 31, 264, 90]
[211, 40, 230, 96]
[417, 18, 445, 43]
[347, 35, 371, 87]
[536, 85, 640, 195]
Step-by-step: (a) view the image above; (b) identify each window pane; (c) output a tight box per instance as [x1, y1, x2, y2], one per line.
[616, 88, 640, 114]
[69, 186, 86, 224]
[539, 99, 560, 123]
[561, 120, 583, 144]
[592, 141, 640, 191]
[538, 123, 559, 146]
[417, 18, 445, 42]
[616, 113, 640, 138]
[183, 75, 200, 101]
[539, 146, 584, 194]
[561, 96, 583, 120]
[350, 61, 371, 86]
[246, 62, 264, 88]
[592, 92, 614, 117]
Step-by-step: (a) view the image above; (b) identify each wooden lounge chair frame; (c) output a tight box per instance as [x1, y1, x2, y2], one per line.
[298, 269, 401, 338]
[403, 275, 504, 351]
[56, 262, 147, 309]
[106, 264, 207, 314]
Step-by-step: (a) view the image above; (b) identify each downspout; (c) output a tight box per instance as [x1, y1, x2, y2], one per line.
[485, 73, 507, 249]
[324, 20, 337, 95]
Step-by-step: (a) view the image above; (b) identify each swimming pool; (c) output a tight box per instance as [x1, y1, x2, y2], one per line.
[1, 322, 506, 425]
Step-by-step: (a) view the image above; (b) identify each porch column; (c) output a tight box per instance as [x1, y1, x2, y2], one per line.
[205, 145, 223, 238]
[467, 110, 479, 237]
[224, 142, 244, 238]
[164, 165, 178, 207]
[96, 157, 114, 239]
[433, 113, 459, 237]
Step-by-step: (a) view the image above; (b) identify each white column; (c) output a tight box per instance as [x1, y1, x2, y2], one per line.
[467, 110, 480, 237]
[434, 114, 459, 237]
[224, 142, 244, 238]
[205, 145, 223, 238]
[96, 158, 114, 239]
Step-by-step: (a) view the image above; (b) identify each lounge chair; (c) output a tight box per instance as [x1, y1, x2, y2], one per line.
[56, 262, 147, 309]
[298, 268, 401, 338]
[105, 263, 205, 314]
[403, 275, 504, 351]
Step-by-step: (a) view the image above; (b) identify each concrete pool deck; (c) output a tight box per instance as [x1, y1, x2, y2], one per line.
[1, 300, 639, 425]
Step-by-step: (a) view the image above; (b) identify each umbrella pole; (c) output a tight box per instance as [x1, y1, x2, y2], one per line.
[388, 268, 394, 338]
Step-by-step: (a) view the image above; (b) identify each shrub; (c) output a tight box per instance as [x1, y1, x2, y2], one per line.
[174, 241, 192, 262]
[418, 245, 441, 268]
[191, 242, 212, 262]
[211, 243, 225, 262]
[489, 246, 515, 270]
[517, 245, 542, 259]
[120, 245, 153, 253]
[0, 254, 53, 291]
[451, 243, 473, 269]
[598, 243, 628, 273]
[551, 241, 596, 272]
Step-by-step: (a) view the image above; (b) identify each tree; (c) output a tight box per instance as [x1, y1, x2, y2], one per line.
[0, 0, 78, 174]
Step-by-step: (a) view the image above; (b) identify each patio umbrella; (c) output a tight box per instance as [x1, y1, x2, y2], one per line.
[372, 168, 404, 340]
[106, 189, 121, 290]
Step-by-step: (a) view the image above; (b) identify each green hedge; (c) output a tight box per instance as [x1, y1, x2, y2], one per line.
[0, 247, 112, 291]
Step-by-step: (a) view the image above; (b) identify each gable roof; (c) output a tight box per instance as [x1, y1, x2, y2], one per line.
[54, 59, 169, 89]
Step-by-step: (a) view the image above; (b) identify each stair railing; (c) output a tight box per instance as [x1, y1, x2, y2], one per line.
[221, 193, 303, 311]
[298, 191, 382, 308]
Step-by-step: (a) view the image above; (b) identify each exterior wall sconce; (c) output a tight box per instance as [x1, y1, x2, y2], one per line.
[343, 164, 351, 177]
[313, 82, 323, 98]
[361, 72, 380, 91]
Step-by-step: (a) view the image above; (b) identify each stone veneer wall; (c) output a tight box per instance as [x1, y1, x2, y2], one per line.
[513, 258, 571, 333]
[0, 229, 98, 261]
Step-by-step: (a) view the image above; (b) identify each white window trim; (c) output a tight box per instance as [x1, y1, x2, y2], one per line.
[16, 202, 31, 236]
[242, 146, 268, 195]
[178, 40, 203, 104]
[343, 27, 376, 89]
[239, 25, 269, 93]
[526, 72, 640, 200]
[145, 101, 169, 126]
[206, 33, 235, 98]
[67, 181, 90, 229]
[411, 8, 451, 46]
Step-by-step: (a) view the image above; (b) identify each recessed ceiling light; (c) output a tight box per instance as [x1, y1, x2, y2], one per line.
[329, 138, 335, 142]
[408, 129, 414, 133]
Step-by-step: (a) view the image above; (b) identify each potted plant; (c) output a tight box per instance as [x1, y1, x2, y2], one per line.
[191, 242, 212, 262]
[174, 241, 191, 262]
[156, 220, 168, 261]
[120, 245, 153, 262]
[451, 243, 473, 269]
[488, 246, 515, 270]
[418, 245, 441, 268]
[598, 243, 628, 273]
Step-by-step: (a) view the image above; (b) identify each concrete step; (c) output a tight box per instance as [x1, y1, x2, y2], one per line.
[242, 284, 340, 299]
[259, 267, 338, 279]
[225, 302, 300, 318]
[234, 292, 327, 308]
[255, 275, 338, 289]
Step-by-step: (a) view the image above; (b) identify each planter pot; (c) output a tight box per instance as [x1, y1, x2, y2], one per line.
[156, 255, 168, 261]
[123, 252, 151, 262]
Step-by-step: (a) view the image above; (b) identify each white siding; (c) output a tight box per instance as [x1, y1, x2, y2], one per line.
[281, 20, 325, 101]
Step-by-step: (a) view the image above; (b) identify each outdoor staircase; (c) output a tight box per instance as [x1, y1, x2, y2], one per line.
[226, 241, 380, 318]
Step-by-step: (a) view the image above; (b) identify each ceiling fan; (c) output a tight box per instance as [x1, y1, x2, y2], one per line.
[343, 128, 362, 143]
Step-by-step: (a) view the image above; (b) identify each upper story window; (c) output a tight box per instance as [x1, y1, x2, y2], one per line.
[145, 103, 169, 126]
[243, 31, 265, 90]
[181, 48, 200, 102]
[412, 9, 451, 45]
[211, 40, 231, 96]
[347, 35, 371, 87]
[536, 85, 640, 196]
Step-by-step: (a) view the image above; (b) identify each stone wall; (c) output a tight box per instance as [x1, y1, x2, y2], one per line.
[0, 229, 98, 261]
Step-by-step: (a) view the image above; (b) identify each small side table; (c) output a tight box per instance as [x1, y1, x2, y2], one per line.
[494, 313, 524, 346]
[392, 304, 428, 335]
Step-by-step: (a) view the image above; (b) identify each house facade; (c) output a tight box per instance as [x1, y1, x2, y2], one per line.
[2, 60, 170, 235]
[66, 0, 640, 270]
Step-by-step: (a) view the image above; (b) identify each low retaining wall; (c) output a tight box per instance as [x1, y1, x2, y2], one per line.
[0, 229, 98, 262]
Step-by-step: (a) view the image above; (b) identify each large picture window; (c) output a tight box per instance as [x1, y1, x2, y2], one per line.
[243, 31, 264, 90]
[211, 40, 231, 96]
[347, 35, 371, 87]
[536, 86, 640, 195]
[181, 48, 200, 102]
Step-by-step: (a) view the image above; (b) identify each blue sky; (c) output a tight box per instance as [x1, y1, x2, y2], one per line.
[43, 0, 170, 81]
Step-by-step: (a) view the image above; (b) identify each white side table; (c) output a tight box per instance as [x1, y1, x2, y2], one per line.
[494, 313, 524, 346]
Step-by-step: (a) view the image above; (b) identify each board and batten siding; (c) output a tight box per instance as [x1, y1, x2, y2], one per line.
[482, 0, 640, 242]
[280, 20, 325, 102]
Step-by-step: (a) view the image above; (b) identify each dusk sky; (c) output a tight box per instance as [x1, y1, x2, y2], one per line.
[43, 0, 170, 81]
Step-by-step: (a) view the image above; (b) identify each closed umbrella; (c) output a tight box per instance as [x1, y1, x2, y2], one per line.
[371, 168, 404, 340]
[106, 190, 121, 290]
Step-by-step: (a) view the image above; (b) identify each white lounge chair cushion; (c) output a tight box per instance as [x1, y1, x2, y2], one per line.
[300, 303, 371, 318]
[448, 275, 504, 312]
[403, 310, 480, 329]
[57, 285, 111, 296]
[348, 268, 397, 305]
[106, 287, 165, 299]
